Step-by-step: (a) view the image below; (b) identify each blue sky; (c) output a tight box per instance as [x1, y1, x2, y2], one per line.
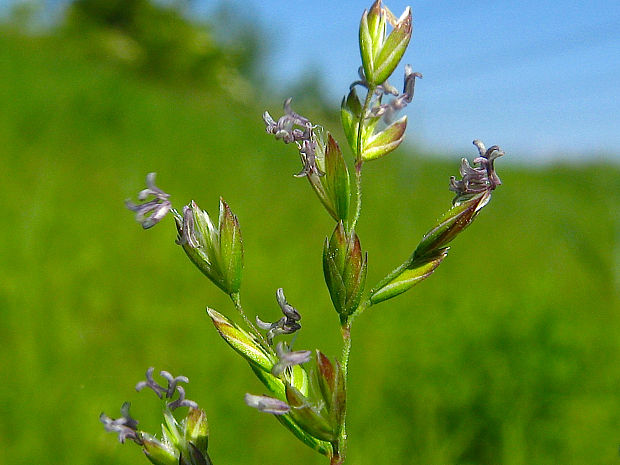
[196, 0, 620, 163]
[2, 0, 619, 162]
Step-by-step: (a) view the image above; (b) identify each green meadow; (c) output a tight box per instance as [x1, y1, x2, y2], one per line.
[1, 30, 619, 465]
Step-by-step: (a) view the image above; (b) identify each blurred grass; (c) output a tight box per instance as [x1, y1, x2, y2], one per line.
[0, 30, 619, 465]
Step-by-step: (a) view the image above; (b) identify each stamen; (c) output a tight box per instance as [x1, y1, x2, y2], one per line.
[135, 367, 194, 404]
[255, 288, 303, 344]
[126, 173, 172, 229]
[264, 99, 325, 177]
[100, 402, 141, 444]
[167, 385, 199, 411]
[175, 206, 199, 247]
[449, 140, 504, 202]
[272, 342, 312, 376]
[276, 288, 301, 321]
[244, 393, 290, 415]
[159, 371, 190, 398]
[136, 367, 167, 398]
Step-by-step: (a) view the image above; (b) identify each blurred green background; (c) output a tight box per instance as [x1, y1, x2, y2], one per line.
[1, 1, 619, 464]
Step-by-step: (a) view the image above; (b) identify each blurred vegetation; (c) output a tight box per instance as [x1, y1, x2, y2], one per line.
[63, 0, 260, 92]
[0, 2, 619, 465]
[4, 0, 262, 93]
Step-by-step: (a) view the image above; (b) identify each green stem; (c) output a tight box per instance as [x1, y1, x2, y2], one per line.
[335, 85, 379, 463]
[355, 87, 375, 162]
[330, 442, 342, 465]
[351, 299, 371, 322]
[334, 321, 352, 465]
[229, 292, 270, 350]
[350, 160, 363, 233]
[371, 256, 414, 297]
[349, 87, 374, 233]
